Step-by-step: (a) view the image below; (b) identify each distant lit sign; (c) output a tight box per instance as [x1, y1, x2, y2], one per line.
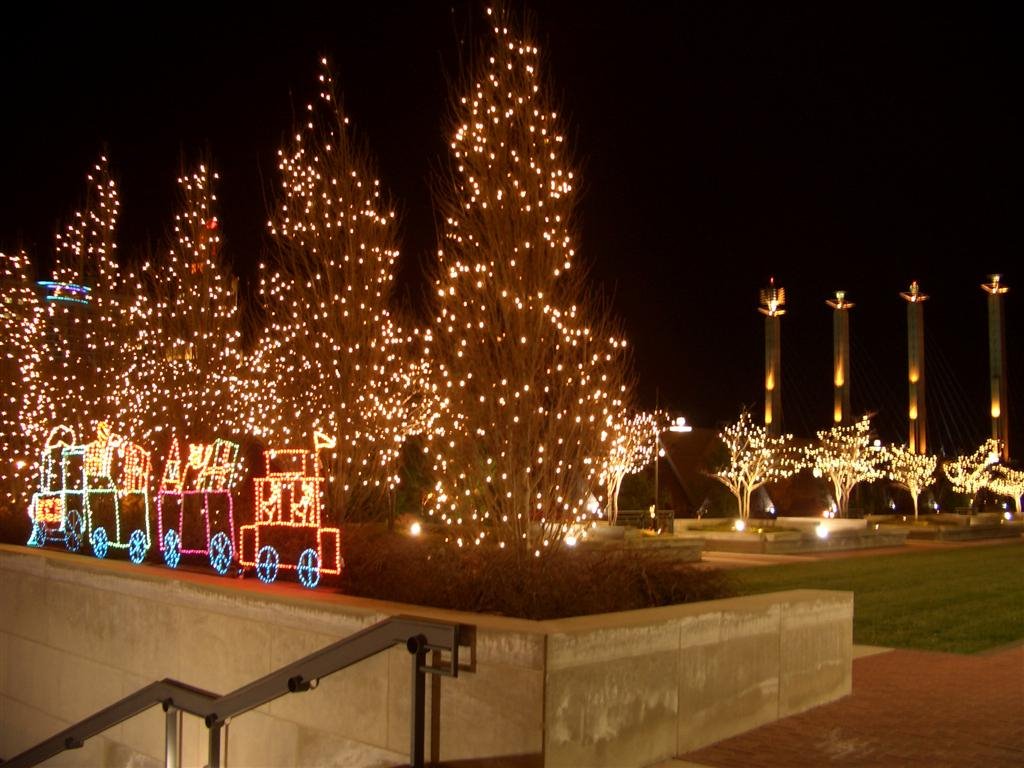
[38, 281, 92, 305]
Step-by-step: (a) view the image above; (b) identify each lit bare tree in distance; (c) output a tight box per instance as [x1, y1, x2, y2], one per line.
[709, 410, 802, 521]
[601, 410, 664, 525]
[943, 439, 1000, 503]
[806, 415, 884, 517]
[988, 465, 1024, 514]
[882, 444, 937, 519]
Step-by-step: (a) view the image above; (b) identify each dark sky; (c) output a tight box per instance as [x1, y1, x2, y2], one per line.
[1, 3, 1020, 454]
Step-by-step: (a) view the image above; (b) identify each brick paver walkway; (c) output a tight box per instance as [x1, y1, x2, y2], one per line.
[681, 645, 1024, 767]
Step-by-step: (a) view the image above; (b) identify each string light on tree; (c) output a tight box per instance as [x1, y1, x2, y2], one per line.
[31, 156, 139, 454]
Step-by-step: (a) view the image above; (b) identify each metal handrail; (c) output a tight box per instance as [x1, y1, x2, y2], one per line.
[2, 615, 465, 768]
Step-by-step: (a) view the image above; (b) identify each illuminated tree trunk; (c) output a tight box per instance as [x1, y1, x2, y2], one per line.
[741, 486, 753, 521]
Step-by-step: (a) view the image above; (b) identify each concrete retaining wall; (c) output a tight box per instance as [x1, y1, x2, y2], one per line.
[0, 545, 852, 767]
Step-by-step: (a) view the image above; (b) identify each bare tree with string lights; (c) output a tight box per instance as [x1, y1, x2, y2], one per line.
[117, 161, 245, 445]
[426, 7, 630, 557]
[242, 59, 434, 519]
[33, 156, 134, 441]
[988, 465, 1024, 515]
[0, 249, 45, 512]
[601, 409, 666, 525]
[943, 439, 1001, 507]
[806, 415, 885, 517]
[709, 410, 803, 521]
[882, 444, 937, 520]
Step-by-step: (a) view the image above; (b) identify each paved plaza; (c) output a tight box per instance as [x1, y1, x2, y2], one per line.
[670, 539, 1024, 768]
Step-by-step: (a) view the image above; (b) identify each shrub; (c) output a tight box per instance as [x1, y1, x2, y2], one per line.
[338, 524, 733, 620]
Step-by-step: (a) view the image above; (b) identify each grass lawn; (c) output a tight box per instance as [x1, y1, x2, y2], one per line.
[729, 541, 1024, 654]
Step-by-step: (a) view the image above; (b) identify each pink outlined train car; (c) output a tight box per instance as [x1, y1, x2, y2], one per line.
[156, 437, 240, 574]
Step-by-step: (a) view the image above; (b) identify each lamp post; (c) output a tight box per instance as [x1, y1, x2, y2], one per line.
[652, 415, 692, 529]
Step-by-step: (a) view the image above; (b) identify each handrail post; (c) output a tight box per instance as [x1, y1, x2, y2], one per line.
[408, 635, 427, 768]
[164, 706, 182, 768]
[207, 722, 222, 768]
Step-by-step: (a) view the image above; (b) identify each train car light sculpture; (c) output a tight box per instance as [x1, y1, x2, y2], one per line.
[239, 431, 341, 588]
[156, 437, 240, 574]
[27, 422, 151, 564]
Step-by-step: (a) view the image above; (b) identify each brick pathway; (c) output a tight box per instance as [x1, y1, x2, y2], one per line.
[680, 645, 1024, 767]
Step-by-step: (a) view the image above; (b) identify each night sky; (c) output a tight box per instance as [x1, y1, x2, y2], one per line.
[2, 3, 1020, 455]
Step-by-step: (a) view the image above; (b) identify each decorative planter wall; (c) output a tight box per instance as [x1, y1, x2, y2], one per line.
[0, 545, 852, 767]
[676, 517, 908, 553]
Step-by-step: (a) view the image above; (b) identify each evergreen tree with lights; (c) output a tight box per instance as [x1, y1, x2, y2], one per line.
[244, 59, 421, 518]
[709, 410, 803, 521]
[427, 7, 629, 556]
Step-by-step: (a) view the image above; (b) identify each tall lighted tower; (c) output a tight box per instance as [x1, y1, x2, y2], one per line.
[826, 290, 853, 425]
[981, 274, 1009, 460]
[899, 281, 928, 454]
[759, 279, 785, 436]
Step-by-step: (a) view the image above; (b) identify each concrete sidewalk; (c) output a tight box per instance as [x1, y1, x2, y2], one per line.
[672, 643, 1024, 767]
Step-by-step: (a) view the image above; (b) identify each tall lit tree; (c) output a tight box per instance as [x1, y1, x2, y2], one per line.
[118, 162, 243, 445]
[35, 156, 129, 440]
[242, 59, 413, 518]
[883, 444, 937, 519]
[0, 250, 45, 511]
[709, 410, 803, 520]
[806, 415, 884, 517]
[427, 7, 629, 555]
